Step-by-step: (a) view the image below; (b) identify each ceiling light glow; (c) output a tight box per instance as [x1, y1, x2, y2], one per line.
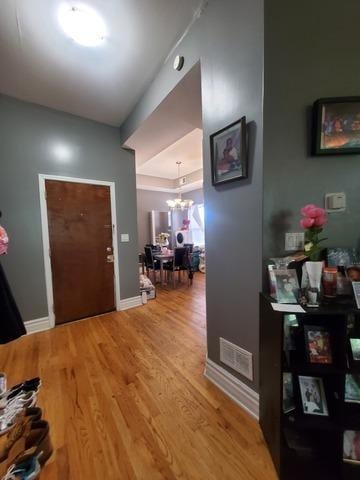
[58, 4, 106, 47]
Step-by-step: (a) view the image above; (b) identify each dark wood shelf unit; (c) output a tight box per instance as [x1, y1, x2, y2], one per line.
[260, 293, 360, 480]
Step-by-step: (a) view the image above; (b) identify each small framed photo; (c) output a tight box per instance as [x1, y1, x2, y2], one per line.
[343, 430, 360, 464]
[352, 282, 360, 309]
[345, 374, 360, 404]
[298, 375, 329, 416]
[273, 269, 299, 304]
[210, 116, 247, 185]
[313, 97, 360, 155]
[304, 326, 332, 364]
[327, 248, 355, 267]
[350, 338, 360, 362]
[283, 314, 299, 351]
[283, 373, 295, 413]
[346, 265, 360, 283]
[268, 265, 277, 298]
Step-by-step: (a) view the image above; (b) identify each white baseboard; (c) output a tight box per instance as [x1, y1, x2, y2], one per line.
[204, 358, 259, 420]
[24, 298, 142, 334]
[25, 317, 51, 335]
[118, 295, 142, 311]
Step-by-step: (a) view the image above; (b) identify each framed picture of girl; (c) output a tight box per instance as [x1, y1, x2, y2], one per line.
[210, 117, 247, 185]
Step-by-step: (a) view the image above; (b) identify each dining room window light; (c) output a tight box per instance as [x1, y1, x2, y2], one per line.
[189, 204, 205, 247]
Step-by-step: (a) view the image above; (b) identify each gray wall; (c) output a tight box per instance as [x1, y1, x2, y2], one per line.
[187, 188, 204, 205]
[0, 95, 139, 322]
[263, 0, 360, 259]
[124, 0, 264, 390]
[136, 187, 204, 251]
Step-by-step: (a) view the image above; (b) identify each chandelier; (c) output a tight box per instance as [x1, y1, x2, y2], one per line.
[166, 162, 194, 210]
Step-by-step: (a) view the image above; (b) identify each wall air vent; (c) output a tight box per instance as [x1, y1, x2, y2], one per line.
[219, 337, 253, 381]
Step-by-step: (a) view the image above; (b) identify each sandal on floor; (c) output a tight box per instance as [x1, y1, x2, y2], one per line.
[0, 392, 37, 414]
[0, 375, 6, 397]
[0, 409, 42, 437]
[0, 380, 41, 404]
[0, 418, 52, 476]
[1, 451, 41, 480]
[2, 383, 41, 405]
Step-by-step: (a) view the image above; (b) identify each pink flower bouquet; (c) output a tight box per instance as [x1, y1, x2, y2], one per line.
[0, 225, 9, 256]
[300, 204, 327, 261]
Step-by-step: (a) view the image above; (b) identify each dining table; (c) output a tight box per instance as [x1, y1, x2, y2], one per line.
[154, 251, 173, 286]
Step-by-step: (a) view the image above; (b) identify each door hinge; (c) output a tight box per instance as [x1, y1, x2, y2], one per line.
[48, 248, 51, 258]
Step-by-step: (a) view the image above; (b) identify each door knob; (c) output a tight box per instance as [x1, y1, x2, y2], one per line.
[106, 247, 112, 252]
[106, 254, 114, 263]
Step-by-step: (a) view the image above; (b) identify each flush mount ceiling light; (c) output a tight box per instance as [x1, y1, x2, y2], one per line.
[58, 4, 106, 47]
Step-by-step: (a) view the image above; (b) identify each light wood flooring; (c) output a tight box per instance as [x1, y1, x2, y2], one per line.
[0, 274, 277, 479]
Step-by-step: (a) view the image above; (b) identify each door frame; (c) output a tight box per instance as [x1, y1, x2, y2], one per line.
[38, 174, 121, 328]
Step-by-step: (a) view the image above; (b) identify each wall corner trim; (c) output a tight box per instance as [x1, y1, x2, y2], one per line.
[204, 358, 259, 420]
[25, 317, 51, 335]
[118, 296, 143, 311]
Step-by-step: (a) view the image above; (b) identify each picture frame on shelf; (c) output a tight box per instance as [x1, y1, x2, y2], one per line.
[273, 269, 299, 304]
[298, 375, 329, 416]
[268, 264, 277, 299]
[343, 430, 360, 464]
[327, 248, 357, 267]
[352, 282, 360, 309]
[346, 265, 360, 282]
[210, 116, 247, 186]
[283, 314, 299, 351]
[304, 325, 333, 365]
[345, 374, 360, 404]
[313, 97, 360, 155]
[283, 372, 296, 413]
[350, 338, 360, 362]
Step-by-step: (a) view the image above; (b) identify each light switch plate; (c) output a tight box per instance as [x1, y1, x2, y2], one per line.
[285, 232, 304, 251]
[120, 233, 130, 242]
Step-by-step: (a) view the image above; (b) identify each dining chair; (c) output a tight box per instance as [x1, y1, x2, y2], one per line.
[144, 246, 160, 283]
[164, 247, 188, 288]
[145, 243, 161, 252]
[185, 251, 196, 286]
[183, 243, 194, 253]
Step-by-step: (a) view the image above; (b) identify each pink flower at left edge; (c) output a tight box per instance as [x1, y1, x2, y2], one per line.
[0, 226, 9, 255]
[300, 204, 317, 217]
[300, 217, 315, 229]
[313, 215, 327, 227]
[301, 204, 326, 219]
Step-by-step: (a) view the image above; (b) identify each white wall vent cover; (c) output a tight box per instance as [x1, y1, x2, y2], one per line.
[219, 337, 253, 381]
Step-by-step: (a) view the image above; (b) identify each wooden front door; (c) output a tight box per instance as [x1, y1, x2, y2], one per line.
[45, 180, 116, 325]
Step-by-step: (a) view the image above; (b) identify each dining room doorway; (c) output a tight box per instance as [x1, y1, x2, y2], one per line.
[127, 62, 206, 293]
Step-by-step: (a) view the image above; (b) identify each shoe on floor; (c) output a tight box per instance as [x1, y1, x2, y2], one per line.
[1, 450, 41, 480]
[0, 418, 52, 477]
[0, 408, 42, 437]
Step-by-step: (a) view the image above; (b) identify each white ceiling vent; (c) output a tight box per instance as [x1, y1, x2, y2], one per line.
[219, 337, 253, 381]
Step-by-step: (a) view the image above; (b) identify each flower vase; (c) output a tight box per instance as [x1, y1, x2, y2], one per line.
[306, 261, 323, 289]
[305, 261, 323, 305]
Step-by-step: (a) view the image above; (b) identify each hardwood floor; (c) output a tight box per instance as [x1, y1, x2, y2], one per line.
[0, 274, 277, 479]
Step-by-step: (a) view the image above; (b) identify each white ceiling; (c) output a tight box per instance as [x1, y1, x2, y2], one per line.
[0, 0, 203, 126]
[137, 128, 203, 179]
